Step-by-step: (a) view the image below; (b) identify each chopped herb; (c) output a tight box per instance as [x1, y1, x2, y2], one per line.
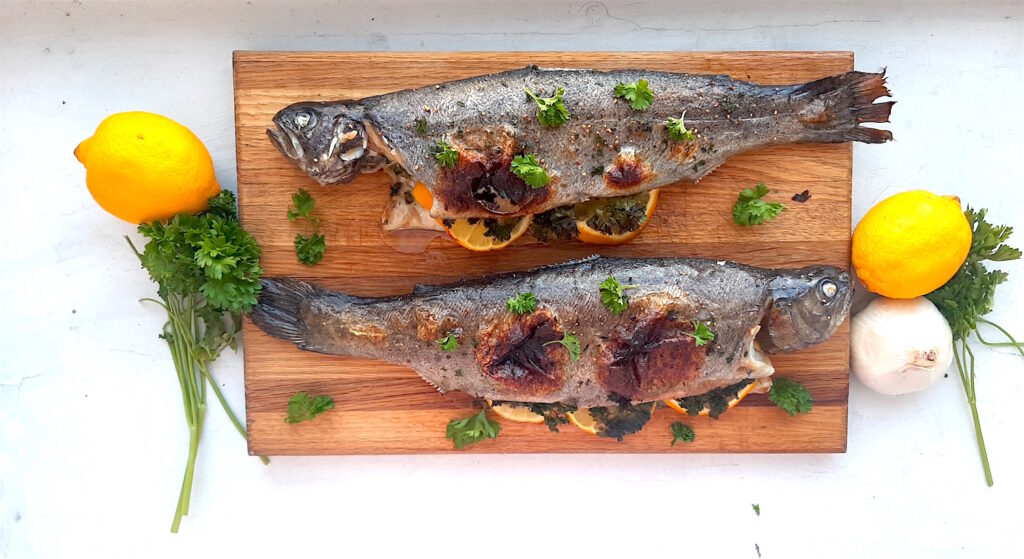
[670, 422, 695, 445]
[530, 205, 579, 242]
[769, 377, 813, 416]
[525, 86, 569, 127]
[685, 320, 715, 347]
[294, 232, 326, 265]
[589, 402, 654, 441]
[599, 275, 636, 315]
[432, 140, 458, 168]
[752, 504, 760, 516]
[510, 154, 550, 188]
[285, 392, 335, 423]
[438, 333, 459, 352]
[585, 196, 647, 236]
[733, 183, 785, 226]
[527, 402, 577, 432]
[666, 111, 696, 142]
[286, 188, 318, 224]
[544, 332, 581, 361]
[445, 409, 501, 449]
[413, 117, 428, 135]
[507, 292, 538, 315]
[614, 79, 654, 111]
[483, 218, 518, 242]
[673, 380, 752, 419]
[590, 165, 604, 177]
[792, 190, 811, 203]
[441, 218, 455, 228]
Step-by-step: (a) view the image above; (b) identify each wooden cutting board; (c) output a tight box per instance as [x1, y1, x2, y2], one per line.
[234, 51, 853, 455]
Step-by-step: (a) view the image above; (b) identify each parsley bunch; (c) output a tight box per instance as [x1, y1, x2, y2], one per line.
[925, 207, 1022, 486]
[127, 191, 268, 533]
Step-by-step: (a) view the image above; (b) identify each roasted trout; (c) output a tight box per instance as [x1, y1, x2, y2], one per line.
[268, 67, 892, 226]
[250, 257, 852, 412]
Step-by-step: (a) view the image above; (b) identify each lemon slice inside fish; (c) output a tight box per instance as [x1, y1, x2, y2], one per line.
[664, 378, 768, 417]
[487, 401, 546, 424]
[566, 408, 600, 435]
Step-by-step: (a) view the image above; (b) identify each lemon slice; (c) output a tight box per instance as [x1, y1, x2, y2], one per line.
[443, 216, 532, 251]
[664, 379, 764, 417]
[576, 189, 659, 245]
[487, 401, 545, 424]
[566, 408, 599, 435]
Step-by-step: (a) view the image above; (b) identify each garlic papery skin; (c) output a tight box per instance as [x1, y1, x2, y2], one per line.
[851, 297, 954, 395]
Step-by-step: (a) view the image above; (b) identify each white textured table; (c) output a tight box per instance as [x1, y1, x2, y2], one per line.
[2, 2, 1022, 557]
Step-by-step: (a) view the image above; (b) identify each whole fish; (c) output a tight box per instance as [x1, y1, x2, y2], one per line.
[249, 257, 852, 410]
[268, 67, 892, 221]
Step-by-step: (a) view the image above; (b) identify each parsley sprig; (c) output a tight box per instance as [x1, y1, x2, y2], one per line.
[599, 276, 637, 315]
[733, 183, 785, 226]
[285, 392, 335, 423]
[127, 191, 268, 533]
[666, 111, 696, 141]
[433, 140, 459, 168]
[511, 154, 550, 188]
[438, 333, 459, 352]
[446, 409, 501, 449]
[614, 79, 654, 111]
[670, 422, 695, 445]
[507, 292, 538, 315]
[685, 321, 715, 347]
[525, 87, 570, 127]
[769, 377, 813, 416]
[544, 332, 581, 361]
[925, 207, 1022, 486]
[288, 188, 326, 265]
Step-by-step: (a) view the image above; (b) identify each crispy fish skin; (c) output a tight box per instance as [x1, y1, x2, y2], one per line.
[268, 67, 892, 219]
[249, 257, 852, 408]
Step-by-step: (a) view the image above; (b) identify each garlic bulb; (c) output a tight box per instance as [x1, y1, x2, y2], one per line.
[851, 297, 953, 395]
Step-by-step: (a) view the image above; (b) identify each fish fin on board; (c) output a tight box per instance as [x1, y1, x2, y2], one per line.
[793, 69, 894, 144]
[249, 278, 326, 346]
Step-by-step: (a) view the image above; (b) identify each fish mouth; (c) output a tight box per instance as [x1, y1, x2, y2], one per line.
[267, 125, 302, 161]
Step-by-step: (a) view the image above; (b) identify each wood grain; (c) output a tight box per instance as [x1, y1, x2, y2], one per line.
[234, 51, 853, 455]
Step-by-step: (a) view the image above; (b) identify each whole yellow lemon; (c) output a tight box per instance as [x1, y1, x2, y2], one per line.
[852, 190, 971, 299]
[74, 111, 220, 224]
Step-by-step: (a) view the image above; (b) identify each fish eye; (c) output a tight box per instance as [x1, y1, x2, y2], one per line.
[293, 110, 313, 129]
[817, 279, 838, 302]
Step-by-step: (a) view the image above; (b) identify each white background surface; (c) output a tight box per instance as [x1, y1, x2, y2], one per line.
[2, 1, 1023, 557]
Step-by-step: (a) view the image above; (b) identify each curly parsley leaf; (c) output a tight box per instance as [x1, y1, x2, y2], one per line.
[752, 504, 760, 516]
[286, 188, 317, 223]
[294, 232, 326, 266]
[525, 86, 569, 127]
[285, 392, 335, 423]
[414, 117, 428, 136]
[769, 377, 813, 416]
[544, 332, 581, 361]
[670, 422, 695, 445]
[507, 292, 538, 315]
[599, 276, 637, 315]
[927, 207, 1021, 340]
[733, 183, 785, 226]
[614, 79, 654, 111]
[438, 333, 459, 352]
[433, 140, 459, 168]
[446, 409, 501, 449]
[666, 111, 696, 142]
[686, 320, 715, 347]
[511, 154, 550, 189]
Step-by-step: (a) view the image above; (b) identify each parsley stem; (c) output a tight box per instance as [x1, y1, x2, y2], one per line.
[199, 363, 269, 465]
[975, 319, 1024, 359]
[953, 339, 993, 486]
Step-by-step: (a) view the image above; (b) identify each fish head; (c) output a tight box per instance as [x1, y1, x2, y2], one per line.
[268, 102, 369, 185]
[757, 266, 853, 353]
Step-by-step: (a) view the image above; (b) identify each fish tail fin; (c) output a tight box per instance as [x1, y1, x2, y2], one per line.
[249, 277, 329, 347]
[793, 69, 894, 144]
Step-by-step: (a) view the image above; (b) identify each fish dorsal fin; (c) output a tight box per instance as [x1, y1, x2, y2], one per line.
[411, 256, 603, 297]
[525, 254, 603, 274]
